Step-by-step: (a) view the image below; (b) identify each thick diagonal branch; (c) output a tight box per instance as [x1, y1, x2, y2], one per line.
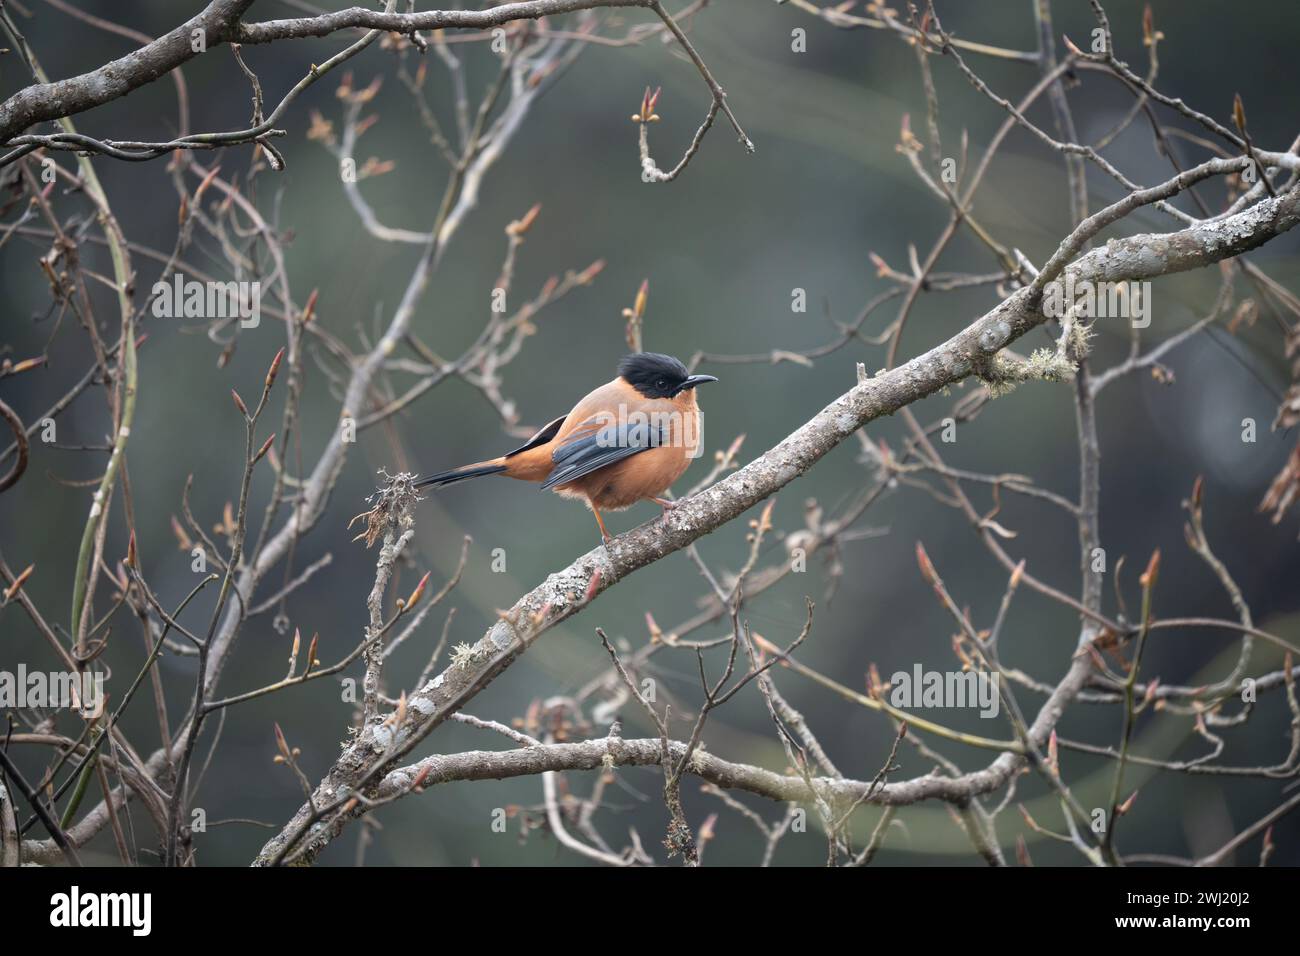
[250, 182, 1300, 866]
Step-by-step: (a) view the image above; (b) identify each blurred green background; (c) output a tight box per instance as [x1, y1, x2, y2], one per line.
[3, 0, 1299, 866]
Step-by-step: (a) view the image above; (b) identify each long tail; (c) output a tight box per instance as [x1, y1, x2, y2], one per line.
[413, 460, 507, 489]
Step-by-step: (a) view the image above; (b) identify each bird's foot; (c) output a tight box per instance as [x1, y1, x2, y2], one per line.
[651, 496, 678, 514]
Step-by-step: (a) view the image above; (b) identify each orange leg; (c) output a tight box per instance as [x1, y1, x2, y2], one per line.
[591, 506, 612, 544]
[651, 496, 677, 512]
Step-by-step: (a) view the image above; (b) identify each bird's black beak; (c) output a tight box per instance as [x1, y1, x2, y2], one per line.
[681, 374, 719, 391]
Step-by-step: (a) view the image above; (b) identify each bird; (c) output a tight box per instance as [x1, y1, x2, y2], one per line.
[414, 353, 718, 543]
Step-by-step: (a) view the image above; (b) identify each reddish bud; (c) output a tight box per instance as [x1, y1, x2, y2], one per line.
[405, 570, 432, 608]
[1139, 548, 1161, 591]
[273, 722, 292, 761]
[253, 433, 276, 464]
[7, 356, 47, 375]
[506, 203, 542, 237]
[169, 515, 192, 551]
[1016, 834, 1033, 867]
[301, 289, 319, 325]
[575, 259, 605, 286]
[265, 347, 285, 391]
[4, 564, 34, 602]
[698, 812, 717, 843]
[915, 541, 937, 586]
[633, 279, 649, 320]
[1143, 677, 1160, 706]
[193, 165, 222, 207]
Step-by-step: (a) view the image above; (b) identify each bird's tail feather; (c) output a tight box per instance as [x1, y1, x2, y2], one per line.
[413, 461, 507, 488]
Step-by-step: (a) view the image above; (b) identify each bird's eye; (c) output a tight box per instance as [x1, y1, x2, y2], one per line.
[656, 378, 667, 389]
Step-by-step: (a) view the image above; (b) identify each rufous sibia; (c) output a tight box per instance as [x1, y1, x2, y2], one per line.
[415, 353, 718, 543]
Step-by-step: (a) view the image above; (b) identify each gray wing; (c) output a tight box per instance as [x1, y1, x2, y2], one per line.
[540, 419, 665, 491]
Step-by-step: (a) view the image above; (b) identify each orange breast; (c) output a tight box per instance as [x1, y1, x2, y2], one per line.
[575, 443, 691, 510]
